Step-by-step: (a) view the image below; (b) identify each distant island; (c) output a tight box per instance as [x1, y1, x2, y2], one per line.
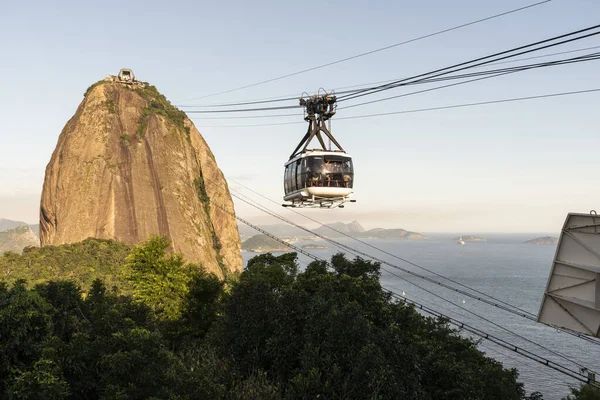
[241, 234, 289, 253]
[237, 221, 428, 243]
[302, 244, 328, 250]
[453, 235, 486, 242]
[525, 236, 558, 245]
[315, 221, 427, 241]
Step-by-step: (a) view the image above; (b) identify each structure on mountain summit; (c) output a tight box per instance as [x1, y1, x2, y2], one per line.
[103, 68, 145, 87]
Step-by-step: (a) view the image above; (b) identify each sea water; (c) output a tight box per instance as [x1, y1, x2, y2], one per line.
[242, 234, 599, 399]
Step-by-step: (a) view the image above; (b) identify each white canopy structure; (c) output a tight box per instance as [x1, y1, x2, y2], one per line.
[538, 212, 600, 338]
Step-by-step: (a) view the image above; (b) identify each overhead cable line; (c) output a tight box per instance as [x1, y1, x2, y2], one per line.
[190, 88, 600, 128]
[208, 191, 599, 386]
[229, 178, 536, 318]
[177, 44, 600, 109]
[390, 292, 600, 388]
[337, 23, 600, 102]
[339, 52, 600, 109]
[478, 342, 574, 389]
[378, 262, 598, 373]
[178, 0, 551, 102]
[183, 34, 600, 116]
[227, 177, 600, 347]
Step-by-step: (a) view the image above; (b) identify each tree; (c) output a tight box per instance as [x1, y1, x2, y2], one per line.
[563, 384, 600, 400]
[125, 236, 200, 321]
[0, 280, 53, 394]
[0, 250, 534, 399]
[6, 359, 69, 400]
[215, 252, 525, 399]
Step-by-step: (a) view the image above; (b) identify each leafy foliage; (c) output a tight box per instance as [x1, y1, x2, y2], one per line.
[563, 384, 600, 400]
[125, 235, 200, 321]
[193, 174, 225, 272]
[119, 134, 131, 146]
[0, 244, 536, 399]
[0, 238, 131, 291]
[136, 84, 190, 139]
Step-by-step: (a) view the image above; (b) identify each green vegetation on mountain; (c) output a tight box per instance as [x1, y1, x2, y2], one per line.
[137, 84, 190, 138]
[0, 238, 131, 290]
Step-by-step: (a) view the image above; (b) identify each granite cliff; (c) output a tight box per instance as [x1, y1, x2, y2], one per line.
[40, 78, 242, 277]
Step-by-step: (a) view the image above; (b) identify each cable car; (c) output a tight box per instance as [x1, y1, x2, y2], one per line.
[283, 92, 355, 208]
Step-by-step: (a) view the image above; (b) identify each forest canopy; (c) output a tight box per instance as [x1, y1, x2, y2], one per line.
[0, 237, 597, 399]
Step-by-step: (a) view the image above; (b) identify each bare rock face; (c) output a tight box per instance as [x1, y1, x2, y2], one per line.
[40, 81, 242, 277]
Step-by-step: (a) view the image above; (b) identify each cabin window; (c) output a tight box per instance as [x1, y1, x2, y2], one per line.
[302, 156, 353, 188]
[284, 165, 290, 193]
[294, 160, 301, 191]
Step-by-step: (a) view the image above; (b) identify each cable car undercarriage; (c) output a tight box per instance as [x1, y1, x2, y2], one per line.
[283, 91, 355, 209]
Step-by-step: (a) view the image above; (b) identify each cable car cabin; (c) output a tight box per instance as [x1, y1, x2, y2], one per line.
[283, 151, 354, 208]
[284, 91, 355, 208]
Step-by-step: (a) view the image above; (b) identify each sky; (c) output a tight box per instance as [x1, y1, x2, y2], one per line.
[0, 0, 599, 233]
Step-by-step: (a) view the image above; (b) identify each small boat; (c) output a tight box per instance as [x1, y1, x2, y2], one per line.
[458, 235, 466, 246]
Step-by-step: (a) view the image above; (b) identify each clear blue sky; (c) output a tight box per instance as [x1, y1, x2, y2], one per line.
[1, 0, 599, 233]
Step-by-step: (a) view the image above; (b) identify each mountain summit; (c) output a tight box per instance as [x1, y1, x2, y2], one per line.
[39, 75, 242, 277]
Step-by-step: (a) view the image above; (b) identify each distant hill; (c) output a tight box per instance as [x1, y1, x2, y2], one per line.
[0, 225, 40, 254]
[29, 224, 40, 236]
[453, 235, 486, 242]
[315, 221, 365, 236]
[525, 236, 558, 245]
[0, 218, 29, 232]
[302, 244, 328, 250]
[241, 234, 290, 253]
[237, 221, 427, 241]
[316, 222, 426, 241]
[363, 229, 427, 240]
[237, 223, 258, 241]
[236, 223, 310, 241]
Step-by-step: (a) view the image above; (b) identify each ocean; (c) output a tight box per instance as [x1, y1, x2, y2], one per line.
[241, 234, 599, 399]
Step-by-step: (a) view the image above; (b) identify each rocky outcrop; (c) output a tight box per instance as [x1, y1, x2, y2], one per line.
[40, 81, 242, 277]
[0, 226, 39, 254]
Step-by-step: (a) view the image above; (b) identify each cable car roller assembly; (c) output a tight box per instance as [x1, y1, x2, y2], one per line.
[283, 92, 355, 209]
